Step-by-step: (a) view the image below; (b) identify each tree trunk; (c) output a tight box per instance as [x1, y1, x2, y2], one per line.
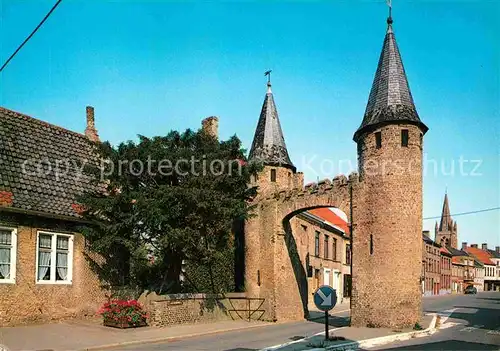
[158, 251, 183, 294]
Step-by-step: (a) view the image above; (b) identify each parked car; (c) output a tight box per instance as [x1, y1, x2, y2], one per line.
[464, 285, 477, 294]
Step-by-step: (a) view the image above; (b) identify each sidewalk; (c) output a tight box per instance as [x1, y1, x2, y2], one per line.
[0, 318, 271, 351]
[262, 313, 437, 351]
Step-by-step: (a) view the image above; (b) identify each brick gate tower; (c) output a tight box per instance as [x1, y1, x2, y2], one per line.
[350, 11, 429, 328]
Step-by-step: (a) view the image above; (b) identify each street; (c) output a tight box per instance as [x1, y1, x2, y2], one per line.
[114, 292, 500, 350]
[365, 292, 500, 350]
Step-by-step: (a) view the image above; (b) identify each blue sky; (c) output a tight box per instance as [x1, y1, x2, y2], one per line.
[1, 0, 499, 246]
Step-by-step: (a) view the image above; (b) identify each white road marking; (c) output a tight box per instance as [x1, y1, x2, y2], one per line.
[439, 322, 462, 329]
[460, 325, 484, 332]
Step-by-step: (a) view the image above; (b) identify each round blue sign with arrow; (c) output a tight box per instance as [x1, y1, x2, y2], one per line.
[313, 285, 337, 311]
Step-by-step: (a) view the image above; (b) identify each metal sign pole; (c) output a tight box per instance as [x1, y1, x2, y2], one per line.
[313, 285, 337, 342]
[325, 311, 329, 340]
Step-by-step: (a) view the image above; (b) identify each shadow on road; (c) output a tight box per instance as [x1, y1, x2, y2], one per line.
[450, 305, 500, 331]
[307, 311, 350, 327]
[477, 297, 500, 302]
[360, 340, 500, 350]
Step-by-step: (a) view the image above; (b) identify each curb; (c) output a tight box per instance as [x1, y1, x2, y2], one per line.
[79, 322, 271, 351]
[324, 313, 438, 350]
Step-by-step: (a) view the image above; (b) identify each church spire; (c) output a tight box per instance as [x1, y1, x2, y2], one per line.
[439, 192, 452, 231]
[353, 5, 428, 142]
[248, 72, 295, 171]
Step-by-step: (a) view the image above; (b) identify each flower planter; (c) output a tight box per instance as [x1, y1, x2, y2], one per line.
[103, 316, 147, 329]
[98, 299, 149, 329]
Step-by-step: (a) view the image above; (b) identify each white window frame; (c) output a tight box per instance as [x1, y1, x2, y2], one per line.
[0, 227, 17, 284]
[35, 231, 74, 285]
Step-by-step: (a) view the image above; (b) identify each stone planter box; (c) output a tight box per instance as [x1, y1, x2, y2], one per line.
[103, 316, 147, 329]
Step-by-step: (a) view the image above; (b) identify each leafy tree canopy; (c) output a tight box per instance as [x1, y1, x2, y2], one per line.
[77, 128, 260, 294]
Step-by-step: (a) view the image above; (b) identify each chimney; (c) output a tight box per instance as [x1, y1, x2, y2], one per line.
[461, 242, 467, 250]
[471, 244, 478, 248]
[202, 116, 218, 139]
[496, 246, 500, 253]
[85, 106, 99, 142]
[482, 243, 488, 250]
[422, 230, 430, 238]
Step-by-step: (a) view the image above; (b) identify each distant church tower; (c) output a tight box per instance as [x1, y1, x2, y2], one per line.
[248, 77, 303, 194]
[351, 10, 429, 328]
[435, 193, 458, 248]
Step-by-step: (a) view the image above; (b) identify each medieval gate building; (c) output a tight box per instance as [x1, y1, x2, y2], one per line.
[244, 12, 428, 328]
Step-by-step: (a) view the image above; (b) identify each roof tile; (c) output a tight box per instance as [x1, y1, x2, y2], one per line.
[0, 107, 100, 218]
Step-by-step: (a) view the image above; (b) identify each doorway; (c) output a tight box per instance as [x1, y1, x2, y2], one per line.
[323, 268, 331, 286]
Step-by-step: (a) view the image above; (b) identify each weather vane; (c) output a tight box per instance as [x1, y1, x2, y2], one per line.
[264, 70, 272, 84]
[387, 0, 393, 23]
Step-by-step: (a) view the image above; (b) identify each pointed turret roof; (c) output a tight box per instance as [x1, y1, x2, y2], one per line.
[439, 193, 453, 231]
[248, 81, 296, 171]
[354, 14, 428, 142]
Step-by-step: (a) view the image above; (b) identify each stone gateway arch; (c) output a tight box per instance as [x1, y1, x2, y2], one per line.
[243, 13, 428, 329]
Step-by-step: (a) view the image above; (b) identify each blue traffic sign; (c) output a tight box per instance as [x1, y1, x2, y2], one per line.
[313, 285, 337, 311]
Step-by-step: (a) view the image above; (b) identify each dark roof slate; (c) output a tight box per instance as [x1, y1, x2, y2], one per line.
[446, 246, 469, 257]
[0, 107, 99, 219]
[248, 83, 295, 171]
[354, 18, 428, 142]
[487, 249, 500, 259]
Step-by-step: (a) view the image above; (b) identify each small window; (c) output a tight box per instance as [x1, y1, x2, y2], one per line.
[332, 238, 337, 261]
[324, 235, 329, 259]
[314, 231, 320, 256]
[270, 169, 276, 182]
[401, 129, 409, 147]
[36, 232, 73, 284]
[0, 228, 17, 284]
[346, 244, 351, 265]
[375, 132, 382, 148]
[370, 234, 374, 255]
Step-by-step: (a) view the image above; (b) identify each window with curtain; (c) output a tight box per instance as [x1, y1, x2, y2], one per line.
[36, 232, 73, 284]
[0, 228, 17, 282]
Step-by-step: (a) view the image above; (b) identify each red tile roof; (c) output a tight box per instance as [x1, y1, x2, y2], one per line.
[465, 247, 496, 265]
[308, 208, 350, 234]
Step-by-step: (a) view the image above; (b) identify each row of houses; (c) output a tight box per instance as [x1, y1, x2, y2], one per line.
[421, 194, 500, 295]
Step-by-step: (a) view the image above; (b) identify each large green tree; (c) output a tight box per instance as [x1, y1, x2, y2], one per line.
[77, 127, 260, 294]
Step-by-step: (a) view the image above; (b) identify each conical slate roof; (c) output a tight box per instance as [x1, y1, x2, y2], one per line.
[248, 82, 295, 171]
[353, 16, 428, 142]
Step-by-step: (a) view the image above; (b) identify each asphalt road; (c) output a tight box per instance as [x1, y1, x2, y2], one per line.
[116, 292, 500, 350]
[366, 291, 500, 350]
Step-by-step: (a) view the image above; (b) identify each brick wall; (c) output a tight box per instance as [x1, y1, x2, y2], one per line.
[0, 214, 105, 326]
[139, 292, 261, 327]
